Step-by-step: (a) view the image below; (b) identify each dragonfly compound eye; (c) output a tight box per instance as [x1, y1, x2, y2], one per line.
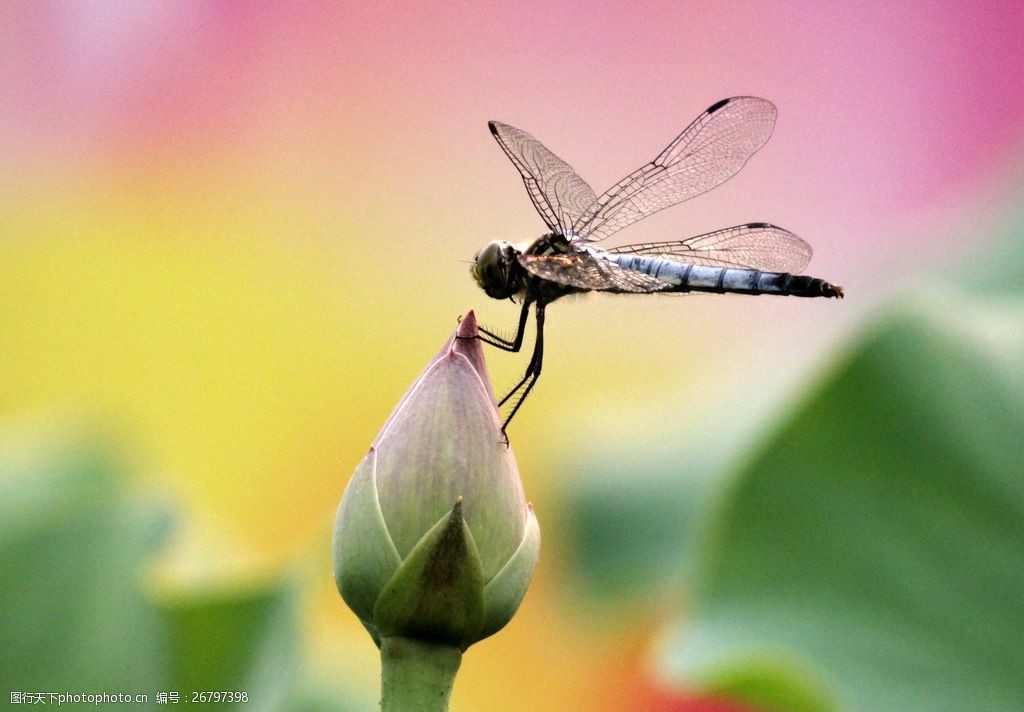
[472, 241, 516, 299]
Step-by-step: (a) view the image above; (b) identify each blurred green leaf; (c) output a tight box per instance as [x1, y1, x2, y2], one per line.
[660, 294, 1024, 712]
[561, 463, 705, 601]
[0, 425, 356, 711]
[159, 583, 299, 710]
[0, 430, 166, 693]
[560, 404, 766, 603]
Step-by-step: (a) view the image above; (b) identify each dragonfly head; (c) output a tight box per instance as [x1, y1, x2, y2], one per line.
[472, 240, 519, 300]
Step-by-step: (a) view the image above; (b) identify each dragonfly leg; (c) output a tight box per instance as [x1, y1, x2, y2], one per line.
[498, 304, 545, 432]
[472, 300, 532, 352]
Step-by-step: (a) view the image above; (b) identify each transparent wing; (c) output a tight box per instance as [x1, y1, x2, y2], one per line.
[489, 121, 598, 236]
[572, 97, 777, 243]
[518, 250, 672, 293]
[610, 223, 812, 272]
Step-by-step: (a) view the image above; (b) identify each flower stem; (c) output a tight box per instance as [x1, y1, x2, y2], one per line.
[380, 636, 463, 712]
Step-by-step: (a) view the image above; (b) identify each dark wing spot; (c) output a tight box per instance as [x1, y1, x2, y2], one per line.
[707, 98, 731, 114]
[488, 121, 500, 135]
[747, 222, 771, 229]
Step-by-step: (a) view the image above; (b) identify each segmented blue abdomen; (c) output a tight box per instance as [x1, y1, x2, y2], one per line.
[606, 254, 841, 298]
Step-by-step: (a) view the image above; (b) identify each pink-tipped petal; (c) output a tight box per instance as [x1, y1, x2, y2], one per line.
[452, 310, 499, 409]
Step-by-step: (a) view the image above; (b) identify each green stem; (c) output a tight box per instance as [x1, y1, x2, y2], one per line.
[380, 636, 463, 712]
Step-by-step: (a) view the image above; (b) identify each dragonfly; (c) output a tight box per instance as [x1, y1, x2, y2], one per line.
[470, 96, 843, 431]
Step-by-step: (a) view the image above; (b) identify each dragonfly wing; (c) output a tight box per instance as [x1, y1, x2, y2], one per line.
[490, 121, 598, 236]
[572, 97, 777, 243]
[610, 223, 813, 272]
[519, 250, 672, 293]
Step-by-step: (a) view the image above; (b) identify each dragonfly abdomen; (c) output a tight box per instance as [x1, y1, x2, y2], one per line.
[606, 254, 842, 298]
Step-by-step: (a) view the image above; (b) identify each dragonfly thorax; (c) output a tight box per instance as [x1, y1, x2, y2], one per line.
[472, 240, 523, 300]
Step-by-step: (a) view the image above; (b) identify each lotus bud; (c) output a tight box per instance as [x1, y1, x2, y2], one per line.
[333, 312, 540, 656]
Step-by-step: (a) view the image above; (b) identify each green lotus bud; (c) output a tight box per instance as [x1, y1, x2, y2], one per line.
[333, 312, 540, 654]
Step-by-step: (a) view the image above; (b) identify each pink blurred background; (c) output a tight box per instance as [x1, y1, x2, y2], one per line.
[3, 2, 1023, 709]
